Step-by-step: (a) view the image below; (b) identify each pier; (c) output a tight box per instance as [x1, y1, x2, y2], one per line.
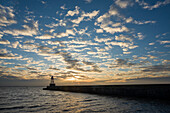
[43, 76, 170, 100]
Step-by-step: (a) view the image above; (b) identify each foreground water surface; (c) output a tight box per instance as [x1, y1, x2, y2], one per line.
[0, 87, 170, 113]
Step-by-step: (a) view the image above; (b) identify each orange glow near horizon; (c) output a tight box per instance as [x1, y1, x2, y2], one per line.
[66, 77, 77, 81]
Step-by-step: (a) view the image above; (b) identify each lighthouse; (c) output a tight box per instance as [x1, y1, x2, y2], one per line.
[50, 76, 55, 87]
[43, 76, 56, 90]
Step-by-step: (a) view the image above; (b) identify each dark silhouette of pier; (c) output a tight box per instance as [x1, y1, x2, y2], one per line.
[43, 76, 170, 100]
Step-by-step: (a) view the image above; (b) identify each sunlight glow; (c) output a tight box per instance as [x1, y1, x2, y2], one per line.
[66, 77, 77, 81]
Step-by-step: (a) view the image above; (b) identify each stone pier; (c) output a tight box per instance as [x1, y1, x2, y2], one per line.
[43, 84, 170, 100]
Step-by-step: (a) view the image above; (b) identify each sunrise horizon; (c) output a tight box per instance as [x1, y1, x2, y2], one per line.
[0, 1, 170, 112]
[0, 0, 170, 86]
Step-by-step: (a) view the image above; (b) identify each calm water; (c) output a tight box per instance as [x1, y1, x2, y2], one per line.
[0, 87, 170, 113]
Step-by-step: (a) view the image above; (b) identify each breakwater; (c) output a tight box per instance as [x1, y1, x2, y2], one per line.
[43, 84, 170, 100]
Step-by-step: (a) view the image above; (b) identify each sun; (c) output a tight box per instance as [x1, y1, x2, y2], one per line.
[67, 77, 76, 81]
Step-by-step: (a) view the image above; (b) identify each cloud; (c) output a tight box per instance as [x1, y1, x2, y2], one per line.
[115, 0, 133, 8]
[108, 5, 119, 16]
[12, 41, 19, 48]
[125, 17, 133, 23]
[71, 16, 84, 24]
[35, 34, 54, 39]
[0, 49, 22, 59]
[115, 34, 133, 41]
[147, 55, 157, 59]
[140, 64, 170, 72]
[0, 33, 3, 39]
[26, 67, 37, 70]
[0, 39, 10, 44]
[109, 58, 137, 68]
[24, 40, 35, 44]
[41, 1, 46, 4]
[105, 69, 170, 83]
[104, 66, 169, 83]
[82, 10, 99, 19]
[136, 0, 170, 10]
[54, 29, 75, 38]
[125, 16, 156, 25]
[97, 5, 119, 23]
[49, 67, 60, 70]
[56, 51, 102, 72]
[74, 27, 90, 36]
[82, 61, 94, 65]
[106, 41, 130, 48]
[69, 9, 99, 25]
[66, 29, 75, 35]
[47, 41, 61, 45]
[162, 60, 170, 64]
[38, 46, 54, 55]
[136, 32, 144, 40]
[102, 26, 129, 34]
[134, 20, 156, 25]
[15, 65, 38, 72]
[31, 44, 102, 73]
[124, 16, 156, 25]
[61, 52, 80, 68]
[96, 29, 103, 33]
[52, 71, 94, 81]
[66, 39, 99, 46]
[159, 41, 170, 44]
[123, 51, 131, 54]
[95, 47, 106, 52]
[155, 32, 168, 39]
[96, 5, 131, 35]
[45, 20, 66, 28]
[0, 74, 20, 80]
[14, 36, 23, 39]
[21, 43, 39, 54]
[68, 44, 87, 48]
[94, 37, 112, 43]
[149, 42, 154, 45]
[115, 58, 128, 65]
[0, 48, 8, 54]
[69, 65, 102, 73]
[138, 56, 147, 60]
[4, 21, 39, 36]
[0, 4, 17, 26]
[60, 4, 67, 10]
[66, 6, 80, 16]
[84, 0, 92, 3]
[87, 51, 97, 55]
[104, 37, 138, 52]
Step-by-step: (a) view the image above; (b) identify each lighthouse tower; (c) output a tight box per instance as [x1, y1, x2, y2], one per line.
[50, 76, 55, 87]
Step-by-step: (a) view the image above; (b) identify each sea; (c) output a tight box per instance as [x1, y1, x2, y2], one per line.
[0, 87, 170, 113]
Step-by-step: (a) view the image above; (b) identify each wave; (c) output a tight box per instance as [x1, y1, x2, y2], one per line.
[28, 104, 44, 108]
[0, 106, 25, 110]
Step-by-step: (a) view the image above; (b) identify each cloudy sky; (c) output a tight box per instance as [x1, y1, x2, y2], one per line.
[0, 0, 170, 86]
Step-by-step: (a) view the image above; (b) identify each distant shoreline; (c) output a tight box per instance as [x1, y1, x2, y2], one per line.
[0, 83, 170, 87]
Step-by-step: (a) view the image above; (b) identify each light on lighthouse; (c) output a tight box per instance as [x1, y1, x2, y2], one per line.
[50, 76, 55, 87]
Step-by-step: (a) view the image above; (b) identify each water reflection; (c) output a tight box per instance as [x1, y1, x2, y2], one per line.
[0, 87, 170, 113]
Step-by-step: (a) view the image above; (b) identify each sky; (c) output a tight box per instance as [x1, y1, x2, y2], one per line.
[0, 0, 170, 86]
